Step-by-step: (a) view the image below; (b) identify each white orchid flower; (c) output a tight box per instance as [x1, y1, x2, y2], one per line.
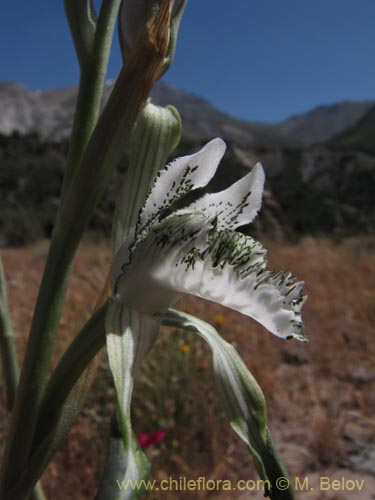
[110, 137, 305, 341]
[105, 138, 305, 500]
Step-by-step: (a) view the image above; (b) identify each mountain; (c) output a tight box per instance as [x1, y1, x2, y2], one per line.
[273, 101, 374, 145]
[149, 83, 285, 147]
[0, 81, 374, 246]
[0, 81, 373, 146]
[0, 82, 72, 139]
[329, 105, 375, 155]
[0, 81, 285, 147]
[1, 130, 373, 247]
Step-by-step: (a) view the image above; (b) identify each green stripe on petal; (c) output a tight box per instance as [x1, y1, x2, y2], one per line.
[113, 102, 182, 252]
[160, 309, 296, 500]
[105, 301, 160, 496]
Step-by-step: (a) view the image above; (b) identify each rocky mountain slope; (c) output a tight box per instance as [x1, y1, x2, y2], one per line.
[0, 81, 373, 246]
[0, 81, 282, 147]
[272, 101, 374, 145]
[0, 81, 373, 146]
[329, 105, 375, 154]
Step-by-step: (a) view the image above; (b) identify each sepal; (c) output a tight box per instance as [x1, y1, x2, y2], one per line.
[105, 301, 160, 491]
[160, 309, 296, 499]
[113, 102, 182, 252]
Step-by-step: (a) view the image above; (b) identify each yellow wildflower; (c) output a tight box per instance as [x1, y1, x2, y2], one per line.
[214, 314, 225, 326]
[178, 343, 190, 354]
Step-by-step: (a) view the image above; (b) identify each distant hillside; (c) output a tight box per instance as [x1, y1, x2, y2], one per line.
[0, 132, 373, 246]
[0, 81, 373, 146]
[273, 101, 374, 145]
[0, 82, 73, 139]
[0, 81, 374, 246]
[0, 81, 287, 148]
[150, 83, 286, 147]
[329, 105, 375, 155]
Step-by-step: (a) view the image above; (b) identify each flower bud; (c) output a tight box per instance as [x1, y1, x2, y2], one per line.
[119, 0, 186, 77]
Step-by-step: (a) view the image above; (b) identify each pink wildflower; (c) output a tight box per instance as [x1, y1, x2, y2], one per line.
[137, 429, 166, 448]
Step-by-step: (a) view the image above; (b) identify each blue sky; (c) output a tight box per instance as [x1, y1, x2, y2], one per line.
[1, 0, 374, 122]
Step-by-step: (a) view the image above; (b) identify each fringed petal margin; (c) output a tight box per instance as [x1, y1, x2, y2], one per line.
[113, 212, 306, 341]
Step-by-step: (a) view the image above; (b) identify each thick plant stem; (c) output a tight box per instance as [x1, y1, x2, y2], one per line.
[61, 0, 122, 201]
[0, 0, 120, 489]
[0, 3, 171, 496]
[0, 258, 46, 500]
[60, 66, 106, 202]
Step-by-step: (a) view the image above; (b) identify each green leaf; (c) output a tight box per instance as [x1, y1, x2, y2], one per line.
[2, 305, 107, 500]
[0, 8, 172, 492]
[4, 361, 100, 500]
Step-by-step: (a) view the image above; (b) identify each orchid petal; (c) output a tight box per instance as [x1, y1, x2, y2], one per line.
[187, 162, 265, 230]
[137, 138, 226, 235]
[111, 213, 206, 310]
[105, 301, 160, 494]
[112, 213, 306, 340]
[160, 309, 296, 499]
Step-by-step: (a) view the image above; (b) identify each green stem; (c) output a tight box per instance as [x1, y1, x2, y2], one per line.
[0, 235, 74, 496]
[0, 257, 19, 410]
[61, 0, 122, 201]
[0, 3, 170, 495]
[0, 258, 46, 500]
[0, 0, 119, 493]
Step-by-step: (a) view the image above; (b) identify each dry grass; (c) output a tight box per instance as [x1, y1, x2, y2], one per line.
[0, 236, 374, 499]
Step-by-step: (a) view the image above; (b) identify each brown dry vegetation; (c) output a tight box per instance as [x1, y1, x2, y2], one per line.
[0, 237, 374, 499]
